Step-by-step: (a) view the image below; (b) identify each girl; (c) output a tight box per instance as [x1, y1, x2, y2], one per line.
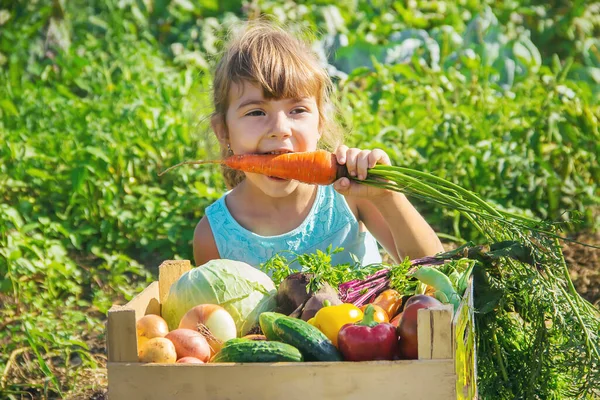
[193, 21, 444, 269]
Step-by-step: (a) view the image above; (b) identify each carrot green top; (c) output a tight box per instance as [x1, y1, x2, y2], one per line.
[205, 185, 382, 270]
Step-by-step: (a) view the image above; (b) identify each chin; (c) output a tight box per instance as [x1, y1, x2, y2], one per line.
[244, 174, 293, 195]
[243, 173, 304, 197]
[261, 179, 299, 197]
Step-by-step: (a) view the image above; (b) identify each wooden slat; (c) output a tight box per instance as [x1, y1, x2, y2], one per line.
[107, 306, 138, 363]
[158, 260, 191, 305]
[107, 281, 160, 363]
[124, 281, 160, 321]
[417, 305, 453, 360]
[107, 359, 455, 400]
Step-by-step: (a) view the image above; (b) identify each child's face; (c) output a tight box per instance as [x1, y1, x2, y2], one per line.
[224, 80, 321, 196]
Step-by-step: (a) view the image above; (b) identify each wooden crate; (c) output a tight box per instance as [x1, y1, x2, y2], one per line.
[106, 260, 477, 400]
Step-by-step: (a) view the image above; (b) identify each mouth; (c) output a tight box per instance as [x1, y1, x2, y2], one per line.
[262, 150, 293, 155]
[260, 150, 293, 180]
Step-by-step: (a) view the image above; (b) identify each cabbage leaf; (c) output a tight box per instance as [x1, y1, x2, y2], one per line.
[162, 259, 277, 336]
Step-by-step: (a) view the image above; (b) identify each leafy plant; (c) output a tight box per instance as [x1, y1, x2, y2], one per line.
[260, 245, 384, 292]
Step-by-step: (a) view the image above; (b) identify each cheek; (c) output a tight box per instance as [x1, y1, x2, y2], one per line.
[307, 129, 321, 148]
[299, 116, 321, 144]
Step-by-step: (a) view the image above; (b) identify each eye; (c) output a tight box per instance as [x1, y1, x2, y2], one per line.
[245, 110, 265, 117]
[291, 107, 308, 114]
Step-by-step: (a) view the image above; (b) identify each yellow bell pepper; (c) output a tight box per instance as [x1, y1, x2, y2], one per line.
[313, 303, 363, 347]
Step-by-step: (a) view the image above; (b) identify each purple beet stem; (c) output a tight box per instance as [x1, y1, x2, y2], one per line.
[338, 254, 449, 306]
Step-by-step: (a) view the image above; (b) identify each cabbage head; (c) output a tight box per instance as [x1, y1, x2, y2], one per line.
[162, 259, 277, 336]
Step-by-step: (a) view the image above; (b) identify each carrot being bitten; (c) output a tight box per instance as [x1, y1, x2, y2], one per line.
[159, 149, 348, 185]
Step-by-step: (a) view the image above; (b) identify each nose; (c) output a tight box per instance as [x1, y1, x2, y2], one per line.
[268, 110, 292, 139]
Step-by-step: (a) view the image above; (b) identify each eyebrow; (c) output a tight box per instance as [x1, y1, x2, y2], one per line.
[237, 99, 266, 110]
[237, 97, 312, 111]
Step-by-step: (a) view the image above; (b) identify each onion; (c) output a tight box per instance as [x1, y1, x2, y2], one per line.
[136, 314, 169, 355]
[178, 304, 237, 355]
[165, 329, 211, 362]
[137, 314, 169, 339]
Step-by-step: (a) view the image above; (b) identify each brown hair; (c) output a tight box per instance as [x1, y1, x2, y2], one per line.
[211, 20, 344, 189]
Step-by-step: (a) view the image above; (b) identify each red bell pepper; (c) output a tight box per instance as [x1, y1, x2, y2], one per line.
[338, 304, 399, 361]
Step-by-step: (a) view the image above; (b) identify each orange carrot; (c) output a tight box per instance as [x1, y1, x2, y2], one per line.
[159, 150, 348, 185]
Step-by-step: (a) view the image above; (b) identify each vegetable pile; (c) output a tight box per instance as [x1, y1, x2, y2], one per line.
[136, 255, 454, 365]
[136, 241, 487, 364]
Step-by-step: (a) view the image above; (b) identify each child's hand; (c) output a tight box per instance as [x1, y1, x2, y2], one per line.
[333, 146, 392, 199]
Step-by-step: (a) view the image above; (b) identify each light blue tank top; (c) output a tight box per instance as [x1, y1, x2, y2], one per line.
[205, 185, 382, 270]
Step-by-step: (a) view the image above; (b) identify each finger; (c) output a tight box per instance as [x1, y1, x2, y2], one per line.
[344, 148, 361, 177]
[356, 150, 371, 180]
[333, 177, 351, 195]
[335, 145, 349, 164]
[368, 148, 391, 168]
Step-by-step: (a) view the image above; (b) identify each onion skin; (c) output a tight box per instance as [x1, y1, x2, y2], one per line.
[137, 314, 169, 340]
[178, 304, 237, 355]
[165, 329, 211, 362]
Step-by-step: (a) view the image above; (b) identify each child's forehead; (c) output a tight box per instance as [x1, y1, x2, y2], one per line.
[229, 80, 262, 99]
[228, 80, 316, 105]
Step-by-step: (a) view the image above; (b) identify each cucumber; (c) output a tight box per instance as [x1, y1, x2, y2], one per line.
[258, 312, 287, 341]
[273, 316, 343, 362]
[211, 340, 303, 363]
[222, 338, 251, 346]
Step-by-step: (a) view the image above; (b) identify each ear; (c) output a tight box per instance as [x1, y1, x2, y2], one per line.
[211, 114, 228, 145]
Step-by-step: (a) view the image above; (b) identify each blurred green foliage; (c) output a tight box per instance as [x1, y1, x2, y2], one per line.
[0, 0, 598, 397]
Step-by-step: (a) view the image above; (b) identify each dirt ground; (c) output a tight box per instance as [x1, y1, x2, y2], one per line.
[562, 231, 600, 307]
